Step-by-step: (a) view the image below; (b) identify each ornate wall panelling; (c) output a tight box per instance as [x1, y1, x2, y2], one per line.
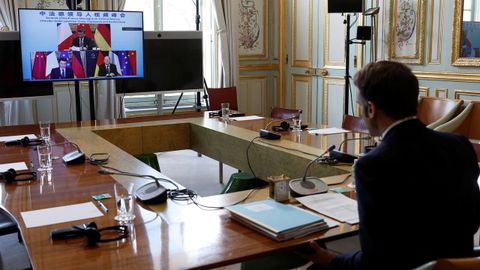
[419, 86, 430, 97]
[291, 74, 312, 125]
[323, 9, 345, 68]
[292, 0, 312, 68]
[322, 77, 345, 128]
[239, 75, 268, 116]
[435, 88, 448, 98]
[428, 0, 444, 64]
[454, 90, 480, 101]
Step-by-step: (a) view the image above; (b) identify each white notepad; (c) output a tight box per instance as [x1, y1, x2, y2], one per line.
[0, 162, 28, 172]
[21, 202, 104, 228]
[0, 134, 37, 142]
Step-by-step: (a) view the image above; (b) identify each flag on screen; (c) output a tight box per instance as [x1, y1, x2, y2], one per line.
[72, 51, 86, 78]
[94, 51, 107, 77]
[45, 51, 58, 79]
[31, 52, 46, 80]
[57, 23, 73, 51]
[94, 24, 111, 51]
[109, 51, 122, 76]
[114, 50, 137, 76]
[85, 50, 99, 77]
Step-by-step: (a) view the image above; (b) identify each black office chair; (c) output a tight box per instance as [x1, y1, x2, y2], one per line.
[0, 207, 21, 243]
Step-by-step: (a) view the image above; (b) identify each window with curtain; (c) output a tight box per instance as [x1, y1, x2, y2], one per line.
[122, 0, 215, 116]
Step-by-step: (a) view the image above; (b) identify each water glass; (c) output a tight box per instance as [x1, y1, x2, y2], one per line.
[39, 121, 51, 142]
[292, 117, 302, 131]
[221, 102, 230, 121]
[114, 183, 136, 224]
[37, 144, 52, 171]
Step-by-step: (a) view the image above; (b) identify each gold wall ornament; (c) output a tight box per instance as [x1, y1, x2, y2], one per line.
[451, 0, 480, 66]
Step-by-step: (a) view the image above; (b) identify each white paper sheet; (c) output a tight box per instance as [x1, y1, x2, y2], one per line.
[21, 202, 104, 228]
[307, 128, 349, 135]
[296, 193, 359, 224]
[231, 115, 265, 121]
[0, 162, 28, 171]
[0, 134, 38, 142]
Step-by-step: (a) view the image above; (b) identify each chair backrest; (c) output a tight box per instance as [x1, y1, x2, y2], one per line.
[413, 257, 480, 270]
[342, 114, 369, 134]
[417, 96, 463, 129]
[207, 87, 238, 111]
[270, 107, 302, 119]
[451, 100, 480, 140]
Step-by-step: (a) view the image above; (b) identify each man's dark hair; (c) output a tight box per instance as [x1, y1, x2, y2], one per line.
[58, 57, 68, 63]
[353, 61, 419, 119]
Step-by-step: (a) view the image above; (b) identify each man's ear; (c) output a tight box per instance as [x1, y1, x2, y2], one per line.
[366, 101, 376, 118]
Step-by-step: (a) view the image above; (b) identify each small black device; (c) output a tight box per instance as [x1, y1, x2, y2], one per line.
[271, 121, 290, 132]
[5, 136, 43, 147]
[328, 0, 364, 13]
[329, 149, 358, 163]
[0, 168, 36, 183]
[259, 129, 281, 140]
[356, 26, 372, 41]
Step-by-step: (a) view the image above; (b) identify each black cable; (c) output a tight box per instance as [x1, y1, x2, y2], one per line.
[348, 78, 355, 115]
[246, 136, 261, 178]
[99, 165, 179, 189]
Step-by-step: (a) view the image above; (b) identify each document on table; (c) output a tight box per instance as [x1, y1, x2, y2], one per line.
[231, 115, 265, 121]
[0, 134, 37, 142]
[0, 162, 28, 171]
[307, 128, 349, 135]
[296, 193, 359, 224]
[21, 202, 104, 228]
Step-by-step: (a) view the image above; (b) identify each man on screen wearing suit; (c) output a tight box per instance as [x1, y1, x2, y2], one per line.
[71, 27, 96, 50]
[98, 55, 120, 77]
[303, 61, 480, 270]
[50, 58, 74, 79]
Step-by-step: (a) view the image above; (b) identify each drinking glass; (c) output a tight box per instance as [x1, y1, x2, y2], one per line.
[114, 183, 136, 224]
[292, 117, 302, 131]
[221, 102, 230, 121]
[39, 121, 51, 142]
[37, 144, 52, 171]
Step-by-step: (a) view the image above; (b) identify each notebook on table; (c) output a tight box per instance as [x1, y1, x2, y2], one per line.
[226, 199, 330, 241]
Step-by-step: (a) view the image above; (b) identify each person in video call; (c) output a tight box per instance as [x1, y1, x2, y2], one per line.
[50, 57, 74, 79]
[98, 55, 120, 77]
[71, 27, 96, 50]
[302, 61, 480, 270]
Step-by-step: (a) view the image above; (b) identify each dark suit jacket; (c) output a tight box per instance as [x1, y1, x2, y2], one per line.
[50, 67, 74, 79]
[71, 36, 96, 50]
[98, 63, 120, 77]
[332, 119, 480, 270]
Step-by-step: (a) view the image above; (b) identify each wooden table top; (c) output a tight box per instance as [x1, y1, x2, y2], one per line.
[0, 113, 359, 270]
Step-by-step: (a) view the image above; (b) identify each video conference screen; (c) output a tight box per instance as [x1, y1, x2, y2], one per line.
[18, 9, 144, 82]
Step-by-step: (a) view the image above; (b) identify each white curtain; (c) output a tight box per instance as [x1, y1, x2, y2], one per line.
[211, 0, 239, 88]
[93, 0, 126, 120]
[0, 0, 36, 126]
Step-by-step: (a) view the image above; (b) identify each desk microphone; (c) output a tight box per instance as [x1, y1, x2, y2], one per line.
[329, 136, 371, 163]
[98, 168, 168, 204]
[289, 145, 335, 197]
[61, 142, 85, 165]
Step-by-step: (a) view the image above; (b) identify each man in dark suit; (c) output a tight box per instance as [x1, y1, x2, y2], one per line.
[71, 27, 96, 50]
[305, 61, 480, 269]
[98, 55, 120, 77]
[50, 58, 74, 79]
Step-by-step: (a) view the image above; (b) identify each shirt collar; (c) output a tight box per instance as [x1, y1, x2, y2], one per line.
[381, 116, 417, 139]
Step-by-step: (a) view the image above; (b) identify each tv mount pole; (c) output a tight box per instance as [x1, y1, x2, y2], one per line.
[172, 0, 209, 114]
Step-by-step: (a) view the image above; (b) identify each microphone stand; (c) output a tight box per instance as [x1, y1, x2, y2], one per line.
[289, 145, 335, 197]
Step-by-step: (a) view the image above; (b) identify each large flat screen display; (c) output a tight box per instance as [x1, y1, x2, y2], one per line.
[0, 32, 53, 100]
[18, 9, 144, 82]
[116, 31, 203, 94]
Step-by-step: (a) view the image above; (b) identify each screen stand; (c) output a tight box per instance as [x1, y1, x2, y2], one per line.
[88, 80, 95, 120]
[74, 81, 82, 121]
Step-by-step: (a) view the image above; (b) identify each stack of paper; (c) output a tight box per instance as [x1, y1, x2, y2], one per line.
[296, 193, 359, 224]
[226, 199, 329, 241]
[307, 128, 349, 135]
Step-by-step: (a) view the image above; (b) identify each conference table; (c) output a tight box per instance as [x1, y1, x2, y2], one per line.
[0, 112, 361, 269]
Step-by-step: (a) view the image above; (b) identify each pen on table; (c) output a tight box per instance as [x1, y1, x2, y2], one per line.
[97, 200, 109, 213]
